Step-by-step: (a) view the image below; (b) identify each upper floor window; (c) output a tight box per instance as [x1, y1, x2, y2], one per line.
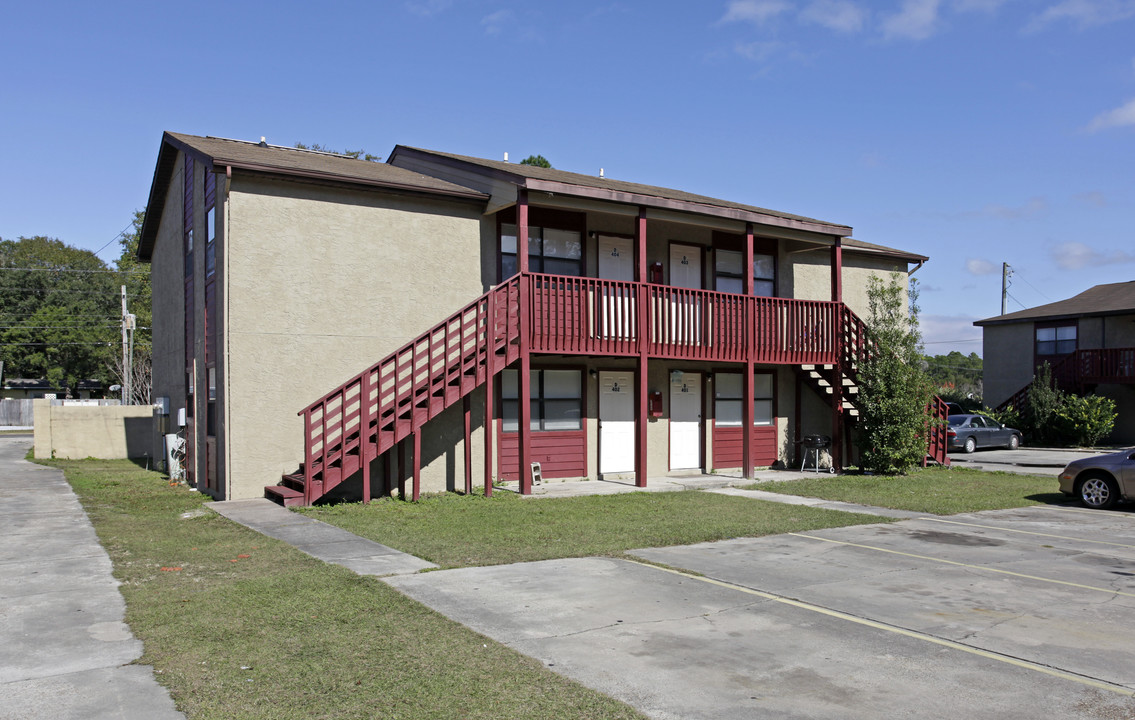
[713, 245, 775, 296]
[1036, 324, 1076, 356]
[501, 368, 582, 432]
[205, 173, 217, 278]
[501, 224, 583, 278]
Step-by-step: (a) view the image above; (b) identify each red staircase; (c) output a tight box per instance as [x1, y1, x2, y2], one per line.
[997, 348, 1135, 414]
[268, 273, 949, 505]
[265, 276, 522, 506]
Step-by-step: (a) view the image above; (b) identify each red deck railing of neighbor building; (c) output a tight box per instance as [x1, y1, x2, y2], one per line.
[277, 272, 948, 506]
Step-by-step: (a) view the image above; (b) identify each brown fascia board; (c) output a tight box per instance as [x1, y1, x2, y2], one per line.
[138, 133, 487, 262]
[522, 178, 852, 237]
[974, 308, 1135, 327]
[390, 145, 853, 238]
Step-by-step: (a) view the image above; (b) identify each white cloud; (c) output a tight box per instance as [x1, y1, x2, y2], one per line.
[921, 314, 985, 354]
[1074, 190, 1108, 207]
[405, 0, 451, 17]
[952, 0, 1010, 12]
[1086, 97, 1135, 132]
[1026, 0, 1135, 31]
[979, 196, 1048, 219]
[720, 0, 794, 24]
[481, 9, 512, 34]
[881, 0, 942, 39]
[965, 258, 998, 275]
[800, 0, 867, 31]
[1051, 242, 1135, 269]
[734, 40, 786, 62]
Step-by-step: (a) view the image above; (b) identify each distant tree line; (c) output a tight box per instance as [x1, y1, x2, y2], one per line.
[923, 351, 983, 409]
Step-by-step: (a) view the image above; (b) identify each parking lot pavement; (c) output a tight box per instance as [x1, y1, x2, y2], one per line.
[386, 505, 1135, 719]
[948, 446, 1107, 475]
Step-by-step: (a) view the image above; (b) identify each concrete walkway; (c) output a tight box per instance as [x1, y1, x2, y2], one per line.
[0, 436, 183, 720]
[209, 499, 437, 576]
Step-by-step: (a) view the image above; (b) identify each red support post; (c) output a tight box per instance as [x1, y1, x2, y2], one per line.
[412, 429, 421, 501]
[743, 360, 754, 480]
[517, 197, 532, 495]
[635, 207, 649, 487]
[744, 223, 755, 297]
[830, 362, 843, 472]
[831, 236, 843, 303]
[398, 439, 407, 500]
[361, 372, 371, 504]
[484, 290, 495, 497]
[463, 395, 472, 494]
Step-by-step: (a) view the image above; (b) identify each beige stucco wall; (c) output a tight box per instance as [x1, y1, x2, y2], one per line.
[982, 323, 1036, 407]
[1104, 314, 1135, 347]
[224, 176, 487, 499]
[33, 400, 155, 460]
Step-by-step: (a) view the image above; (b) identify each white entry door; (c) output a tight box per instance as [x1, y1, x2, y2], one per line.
[599, 371, 636, 474]
[597, 235, 635, 340]
[669, 244, 703, 345]
[669, 372, 701, 470]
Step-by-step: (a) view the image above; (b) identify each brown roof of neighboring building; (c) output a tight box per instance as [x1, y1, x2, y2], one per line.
[389, 146, 856, 238]
[974, 280, 1135, 326]
[138, 133, 487, 260]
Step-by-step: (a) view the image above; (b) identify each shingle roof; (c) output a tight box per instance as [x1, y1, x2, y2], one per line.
[167, 134, 486, 197]
[138, 133, 486, 260]
[974, 280, 1135, 326]
[390, 146, 854, 237]
[842, 237, 928, 263]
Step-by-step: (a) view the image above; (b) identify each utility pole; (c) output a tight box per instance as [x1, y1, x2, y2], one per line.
[120, 286, 135, 405]
[1001, 262, 1012, 316]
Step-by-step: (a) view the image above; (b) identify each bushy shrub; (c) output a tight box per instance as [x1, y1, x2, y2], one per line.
[1026, 363, 1065, 445]
[1055, 394, 1116, 447]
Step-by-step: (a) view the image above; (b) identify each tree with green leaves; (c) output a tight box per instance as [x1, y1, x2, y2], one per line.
[855, 273, 938, 474]
[0, 235, 121, 393]
[294, 142, 380, 162]
[112, 210, 152, 404]
[519, 154, 551, 168]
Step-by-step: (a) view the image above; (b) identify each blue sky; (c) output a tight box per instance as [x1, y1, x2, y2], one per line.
[3, 0, 1133, 356]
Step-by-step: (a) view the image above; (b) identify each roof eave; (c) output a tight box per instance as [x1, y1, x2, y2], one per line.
[522, 178, 852, 237]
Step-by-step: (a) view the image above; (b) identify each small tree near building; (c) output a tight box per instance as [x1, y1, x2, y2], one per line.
[855, 274, 938, 474]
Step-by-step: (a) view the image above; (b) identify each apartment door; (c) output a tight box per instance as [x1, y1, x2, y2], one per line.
[669, 372, 701, 470]
[599, 371, 635, 474]
[669, 244, 702, 345]
[597, 235, 635, 340]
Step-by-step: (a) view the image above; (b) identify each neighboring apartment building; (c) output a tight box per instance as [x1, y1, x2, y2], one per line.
[139, 132, 932, 505]
[976, 280, 1135, 444]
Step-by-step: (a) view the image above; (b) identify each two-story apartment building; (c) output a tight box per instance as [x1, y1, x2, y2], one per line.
[139, 132, 932, 505]
[977, 281, 1135, 444]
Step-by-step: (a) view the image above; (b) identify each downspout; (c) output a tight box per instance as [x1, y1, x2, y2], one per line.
[907, 259, 925, 276]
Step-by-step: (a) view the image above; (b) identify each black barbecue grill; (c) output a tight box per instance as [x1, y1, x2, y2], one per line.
[800, 434, 834, 473]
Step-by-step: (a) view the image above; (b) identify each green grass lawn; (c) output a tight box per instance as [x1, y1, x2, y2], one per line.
[299, 490, 894, 568]
[746, 466, 1067, 515]
[46, 459, 648, 720]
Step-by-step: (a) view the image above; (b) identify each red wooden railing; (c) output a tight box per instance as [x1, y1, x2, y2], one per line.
[997, 347, 1135, 413]
[529, 273, 843, 365]
[297, 276, 521, 504]
[924, 395, 950, 467]
[291, 271, 950, 503]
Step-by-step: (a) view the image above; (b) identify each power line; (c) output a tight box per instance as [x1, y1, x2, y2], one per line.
[0, 267, 149, 275]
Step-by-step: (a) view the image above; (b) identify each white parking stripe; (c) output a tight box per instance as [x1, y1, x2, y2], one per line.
[921, 517, 1135, 550]
[788, 532, 1135, 599]
[630, 559, 1135, 697]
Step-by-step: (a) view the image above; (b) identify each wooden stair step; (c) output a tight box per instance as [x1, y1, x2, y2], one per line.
[265, 485, 305, 507]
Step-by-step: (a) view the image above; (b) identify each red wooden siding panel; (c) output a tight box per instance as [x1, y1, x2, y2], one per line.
[498, 428, 587, 480]
[712, 425, 778, 467]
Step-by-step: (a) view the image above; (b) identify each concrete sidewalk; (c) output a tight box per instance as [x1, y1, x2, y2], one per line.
[0, 437, 183, 720]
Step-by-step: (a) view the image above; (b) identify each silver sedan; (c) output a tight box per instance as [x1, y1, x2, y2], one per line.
[1058, 448, 1135, 509]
